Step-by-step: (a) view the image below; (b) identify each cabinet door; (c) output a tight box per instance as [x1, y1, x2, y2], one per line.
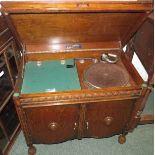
[24, 104, 80, 144]
[5, 44, 18, 82]
[0, 97, 19, 138]
[0, 126, 9, 153]
[85, 99, 135, 138]
[0, 54, 13, 106]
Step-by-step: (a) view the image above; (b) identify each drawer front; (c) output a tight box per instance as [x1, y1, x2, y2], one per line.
[85, 99, 135, 138]
[24, 104, 80, 144]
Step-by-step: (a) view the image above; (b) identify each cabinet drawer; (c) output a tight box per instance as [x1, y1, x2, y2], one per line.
[85, 99, 135, 138]
[24, 104, 80, 144]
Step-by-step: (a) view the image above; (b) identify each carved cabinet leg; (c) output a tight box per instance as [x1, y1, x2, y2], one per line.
[118, 134, 126, 144]
[28, 145, 36, 155]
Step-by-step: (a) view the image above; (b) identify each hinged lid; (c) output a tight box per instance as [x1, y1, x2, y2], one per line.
[1, 0, 153, 53]
[128, 12, 154, 84]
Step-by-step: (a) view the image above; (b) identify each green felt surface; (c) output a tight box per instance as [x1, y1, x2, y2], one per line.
[21, 59, 81, 94]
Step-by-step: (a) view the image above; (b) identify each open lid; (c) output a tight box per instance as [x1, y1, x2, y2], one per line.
[131, 12, 154, 83]
[1, 0, 153, 53]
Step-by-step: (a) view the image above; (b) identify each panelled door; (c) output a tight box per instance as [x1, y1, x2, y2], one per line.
[24, 104, 80, 144]
[84, 99, 135, 138]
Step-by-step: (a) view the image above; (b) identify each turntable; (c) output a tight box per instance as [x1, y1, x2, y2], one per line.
[82, 53, 129, 88]
[76, 52, 135, 90]
[83, 62, 129, 89]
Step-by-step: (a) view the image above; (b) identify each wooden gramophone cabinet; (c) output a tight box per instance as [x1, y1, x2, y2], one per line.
[1, 1, 153, 155]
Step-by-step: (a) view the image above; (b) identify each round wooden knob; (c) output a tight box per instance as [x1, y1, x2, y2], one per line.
[48, 122, 59, 131]
[104, 116, 113, 126]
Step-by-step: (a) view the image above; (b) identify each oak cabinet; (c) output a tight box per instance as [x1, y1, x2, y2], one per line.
[21, 98, 136, 144]
[1, 1, 153, 155]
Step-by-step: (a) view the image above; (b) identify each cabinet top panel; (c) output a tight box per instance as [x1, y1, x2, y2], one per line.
[1, 0, 153, 2]
[1, 0, 153, 13]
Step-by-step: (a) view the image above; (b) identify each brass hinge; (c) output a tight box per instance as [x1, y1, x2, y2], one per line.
[135, 110, 143, 119]
[141, 83, 153, 91]
[14, 92, 20, 97]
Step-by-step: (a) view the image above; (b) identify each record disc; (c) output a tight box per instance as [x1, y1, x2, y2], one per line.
[83, 63, 129, 89]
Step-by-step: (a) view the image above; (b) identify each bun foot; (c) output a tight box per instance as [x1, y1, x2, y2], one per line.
[118, 134, 126, 144]
[28, 146, 36, 155]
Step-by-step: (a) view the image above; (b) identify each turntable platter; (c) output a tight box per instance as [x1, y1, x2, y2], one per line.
[83, 63, 129, 89]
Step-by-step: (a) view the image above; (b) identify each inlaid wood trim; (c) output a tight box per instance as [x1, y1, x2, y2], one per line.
[20, 89, 142, 105]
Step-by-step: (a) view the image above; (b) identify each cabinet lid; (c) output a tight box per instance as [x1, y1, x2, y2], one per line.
[1, 1, 153, 53]
[131, 13, 154, 83]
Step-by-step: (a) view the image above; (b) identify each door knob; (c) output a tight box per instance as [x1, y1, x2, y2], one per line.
[48, 122, 59, 131]
[104, 116, 113, 126]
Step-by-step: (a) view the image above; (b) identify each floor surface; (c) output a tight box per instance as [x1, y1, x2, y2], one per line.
[9, 124, 153, 155]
